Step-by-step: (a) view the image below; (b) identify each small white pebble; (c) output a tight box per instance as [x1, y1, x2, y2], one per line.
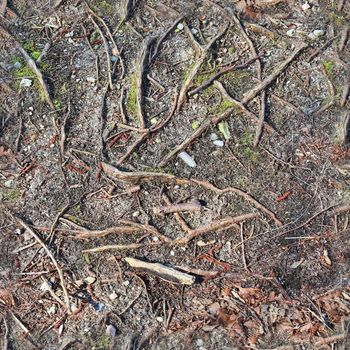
[301, 2, 310, 10]
[106, 324, 117, 337]
[178, 151, 197, 168]
[109, 291, 118, 300]
[86, 77, 96, 83]
[132, 211, 140, 217]
[213, 140, 224, 147]
[156, 317, 164, 322]
[170, 250, 175, 256]
[122, 280, 130, 286]
[210, 133, 218, 141]
[153, 236, 159, 242]
[177, 23, 184, 30]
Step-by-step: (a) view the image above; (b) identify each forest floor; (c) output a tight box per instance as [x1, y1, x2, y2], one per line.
[1, 0, 350, 349]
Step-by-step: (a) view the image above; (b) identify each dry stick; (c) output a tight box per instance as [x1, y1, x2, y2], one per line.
[241, 42, 308, 105]
[177, 23, 230, 111]
[124, 257, 196, 285]
[82, 242, 160, 253]
[174, 213, 259, 245]
[89, 15, 113, 89]
[240, 222, 249, 272]
[118, 218, 171, 242]
[13, 215, 71, 313]
[135, 36, 157, 128]
[151, 15, 184, 61]
[153, 199, 202, 214]
[161, 193, 194, 234]
[72, 226, 139, 239]
[0, 24, 55, 110]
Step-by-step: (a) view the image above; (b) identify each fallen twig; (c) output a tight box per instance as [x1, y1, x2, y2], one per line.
[0, 24, 55, 110]
[124, 257, 196, 285]
[153, 199, 202, 214]
[119, 218, 171, 242]
[82, 242, 160, 253]
[174, 213, 259, 244]
[13, 215, 71, 313]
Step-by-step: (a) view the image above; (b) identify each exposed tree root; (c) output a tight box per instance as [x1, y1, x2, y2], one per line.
[0, 24, 55, 110]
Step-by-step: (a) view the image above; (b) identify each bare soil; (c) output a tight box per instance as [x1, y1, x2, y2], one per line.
[1, 0, 350, 349]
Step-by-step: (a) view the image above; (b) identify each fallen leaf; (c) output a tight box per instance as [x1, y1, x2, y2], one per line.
[218, 121, 231, 140]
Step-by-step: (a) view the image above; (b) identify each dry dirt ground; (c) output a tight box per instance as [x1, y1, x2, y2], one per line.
[1, 0, 350, 349]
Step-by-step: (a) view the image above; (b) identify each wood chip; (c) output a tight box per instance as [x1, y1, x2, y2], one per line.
[124, 257, 196, 285]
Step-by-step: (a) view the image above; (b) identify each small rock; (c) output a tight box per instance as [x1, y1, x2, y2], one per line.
[177, 23, 184, 31]
[109, 291, 118, 300]
[308, 29, 324, 39]
[213, 140, 224, 147]
[191, 28, 198, 34]
[14, 228, 22, 235]
[170, 250, 175, 256]
[196, 339, 204, 347]
[178, 151, 197, 167]
[86, 77, 96, 83]
[122, 280, 130, 286]
[156, 316, 164, 322]
[4, 180, 13, 188]
[111, 55, 119, 62]
[301, 2, 310, 10]
[20, 78, 32, 87]
[40, 280, 51, 291]
[210, 133, 218, 141]
[94, 302, 105, 312]
[13, 61, 22, 69]
[106, 324, 117, 337]
[85, 276, 96, 285]
[286, 29, 295, 37]
[47, 305, 56, 315]
[153, 236, 159, 242]
[132, 211, 140, 217]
